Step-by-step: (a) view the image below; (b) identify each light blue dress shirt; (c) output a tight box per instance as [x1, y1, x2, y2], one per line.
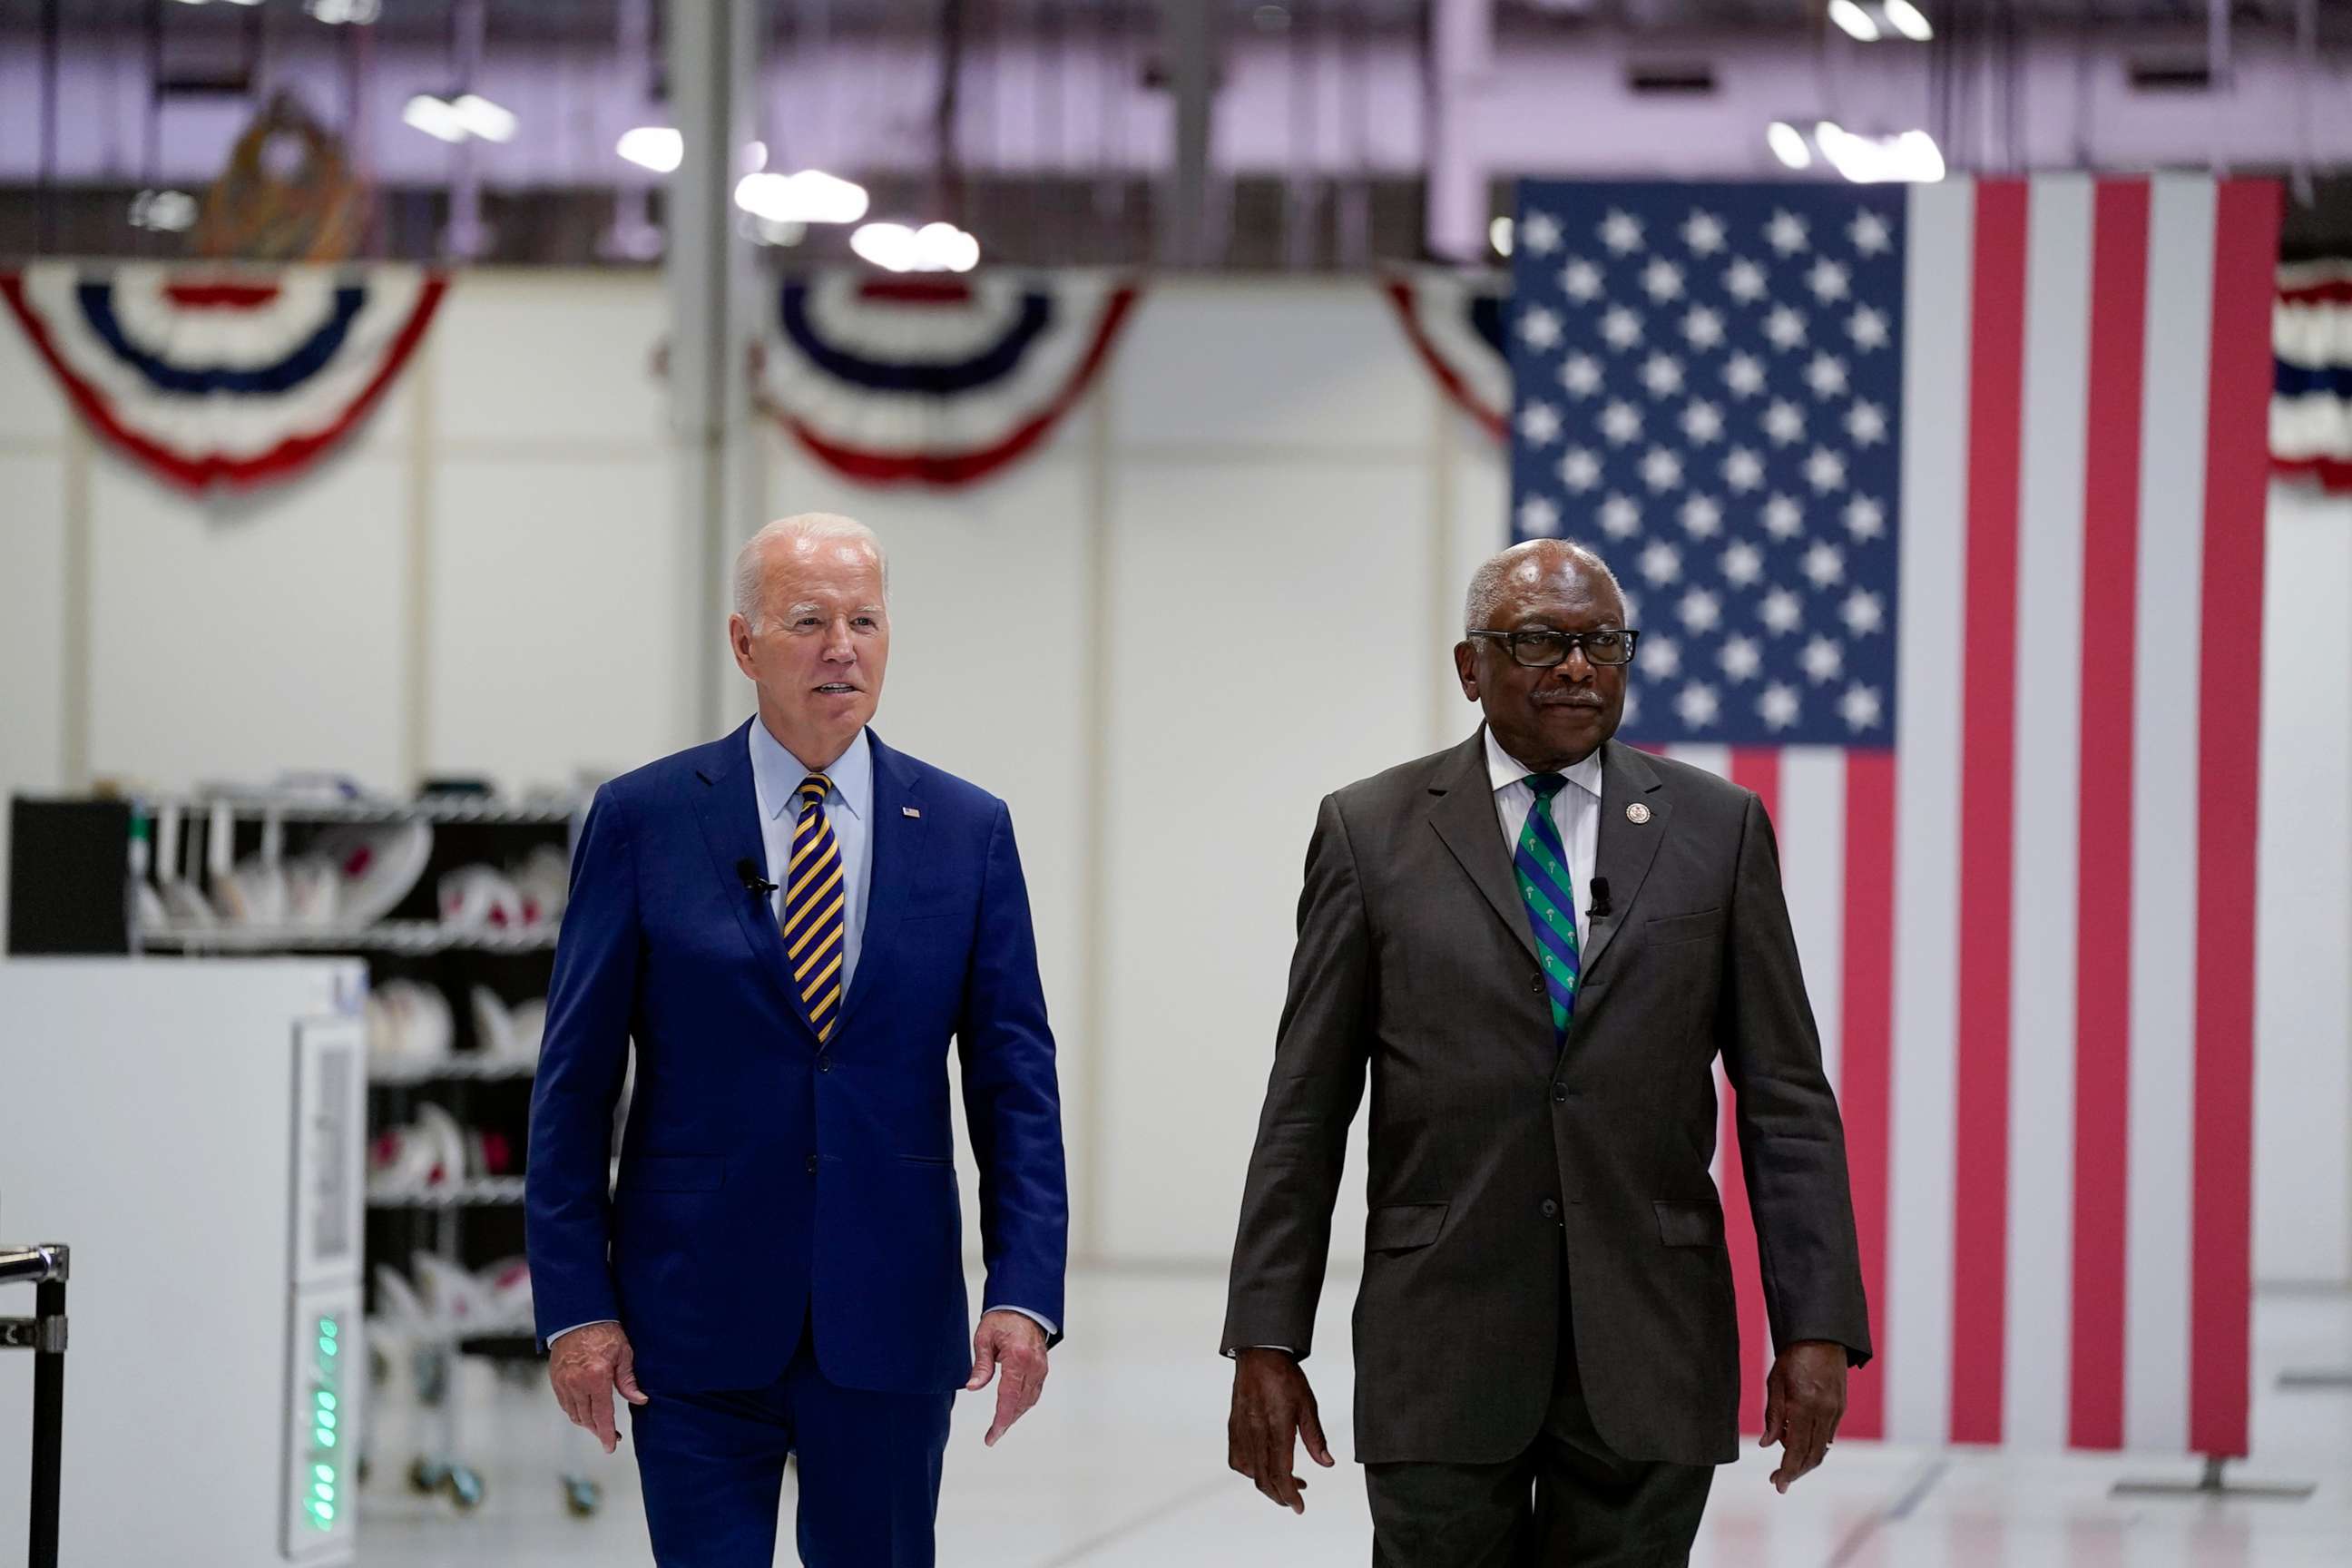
[750, 719, 875, 992]
[551, 720, 1055, 1345]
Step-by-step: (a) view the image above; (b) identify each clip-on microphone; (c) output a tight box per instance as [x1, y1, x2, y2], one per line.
[736, 858, 779, 897]
[1588, 876, 1613, 921]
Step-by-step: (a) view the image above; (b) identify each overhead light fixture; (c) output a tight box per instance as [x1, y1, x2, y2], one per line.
[305, 0, 381, 21]
[401, 95, 468, 143]
[1883, 1, 1934, 42]
[616, 126, 683, 173]
[1828, 0, 1880, 42]
[850, 221, 980, 274]
[129, 190, 199, 232]
[1767, 121, 1814, 170]
[1489, 216, 1514, 258]
[1815, 122, 1945, 183]
[451, 94, 517, 143]
[403, 93, 517, 145]
[734, 170, 869, 226]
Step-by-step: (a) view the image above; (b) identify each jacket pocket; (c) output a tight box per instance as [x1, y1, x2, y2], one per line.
[898, 1152, 955, 1167]
[1646, 906, 1725, 947]
[619, 1154, 724, 1192]
[1366, 1201, 1449, 1254]
[1653, 1198, 1726, 1248]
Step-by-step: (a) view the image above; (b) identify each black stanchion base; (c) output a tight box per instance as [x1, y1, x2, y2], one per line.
[2111, 1455, 2316, 1500]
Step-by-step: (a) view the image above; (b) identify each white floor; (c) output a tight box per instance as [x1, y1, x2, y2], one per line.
[357, 1272, 2352, 1566]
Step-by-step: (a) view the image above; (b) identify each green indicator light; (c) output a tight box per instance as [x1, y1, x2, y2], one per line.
[317, 1392, 338, 1411]
[318, 1411, 337, 1429]
[318, 1431, 337, 1448]
[318, 1320, 338, 1338]
[314, 1465, 333, 1483]
[318, 1338, 338, 1357]
[318, 1503, 336, 1523]
[315, 1481, 334, 1501]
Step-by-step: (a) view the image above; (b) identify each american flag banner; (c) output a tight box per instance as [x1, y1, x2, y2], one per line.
[1509, 177, 2282, 1456]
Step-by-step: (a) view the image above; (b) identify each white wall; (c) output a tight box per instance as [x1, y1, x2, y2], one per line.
[0, 273, 2345, 1285]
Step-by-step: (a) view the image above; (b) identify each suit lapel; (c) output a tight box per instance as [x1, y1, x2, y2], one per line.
[691, 720, 808, 1027]
[1427, 730, 1538, 963]
[836, 730, 926, 1034]
[1576, 740, 1671, 983]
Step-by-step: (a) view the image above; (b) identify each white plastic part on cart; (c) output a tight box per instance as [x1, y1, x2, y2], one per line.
[212, 858, 290, 926]
[437, 864, 527, 932]
[469, 985, 514, 1058]
[505, 997, 547, 1061]
[312, 820, 435, 928]
[284, 857, 341, 926]
[513, 843, 572, 928]
[368, 980, 454, 1065]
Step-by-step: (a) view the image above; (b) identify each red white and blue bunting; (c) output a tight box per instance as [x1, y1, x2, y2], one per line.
[0, 263, 446, 494]
[758, 271, 1139, 487]
[2275, 260, 2352, 493]
[1378, 266, 1510, 440]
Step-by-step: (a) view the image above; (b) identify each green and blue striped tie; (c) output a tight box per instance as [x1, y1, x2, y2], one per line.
[1514, 773, 1581, 1044]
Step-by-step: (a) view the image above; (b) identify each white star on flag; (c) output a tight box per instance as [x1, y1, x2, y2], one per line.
[1561, 353, 1603, 397]
[1763, 494, 1806, 539]
[1723, 446, 1765, 491]
[1763, 399, 1807, 446]
[1645, 634, 1682, 677]
[1676, 681, 1721, 728]
[1806, 354, 1851, 397]
[1681, 306, 1727, 350]
[1766, 209, 1810, 256]
[1680, 493, 1723, 536]
[1847, 305, 1891, 350]
[1600, 493, 1643, 537]
[1518, 402, 1563, 445]
[1561, 259, 1604, 301]
[1720, 540, 1765, 587]
[1602, 307, 1645, 350]
[1642, 354, 1686, 397]
[1802, 540, 1847, 587]
[1639, 540, 1683, 584]
[1807, 258, 1852, 303]
[1846, 400, 1889, 446]
[1720, 633, 1763, 682]
[1642, 446, 1684, 492]
[1847, 209, 1892, 256]
[1681, 210, 1728, 255]
[1558, 447, 1602, 491]
[1642, 258, 1686, 302]
[1518, 495, 1561, 535]
[1759, 585, 1804, 634]
[1806, 446, 1848, 493]
[1800, 636, 1844, 683]
[1844, 495, 1886, 539]
[1759, 682, 1801, 730]
[1600, 399, 1644, 445]
[1840, 588, 1885, 635]
[1723, 353, 1767, 397]
[1521, 211, 1564, 255]
[1724, 258, 1769, 304]
[1678, 587, 1723, 632]
[1765, 306, 1808, 350]
[1838, 682, 1883, 731]
[1601, 210, 1646, 255]
[1519, 307, 1563, 350]
[1681, 400, 1725, 444]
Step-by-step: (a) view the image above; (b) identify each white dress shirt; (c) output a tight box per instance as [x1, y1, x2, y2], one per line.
[1482, 726, 1604, 952]
[552, 721, 1056, 1344]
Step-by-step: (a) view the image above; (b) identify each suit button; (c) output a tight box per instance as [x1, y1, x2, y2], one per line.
[806, 1155, 819, 1175]
[1529, 973, 1544, 995]
[1541, 1198, 1560, 1220]
[1551, 1082, 1569, 1103]
[818, 1054, 833, 1073]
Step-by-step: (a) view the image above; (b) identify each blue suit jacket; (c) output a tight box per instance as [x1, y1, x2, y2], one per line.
[524, 721, 1068, 1395]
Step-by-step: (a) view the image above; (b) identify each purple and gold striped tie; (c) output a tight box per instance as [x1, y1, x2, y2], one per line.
[780, 772, 848, 1043]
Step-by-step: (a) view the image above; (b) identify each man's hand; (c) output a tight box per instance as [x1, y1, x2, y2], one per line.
[1228, 1348, 1335, 1514]
[1759, 1339, 1847, 1494]
[548, 1321, 648, 1455]
[965, 1309, 1051, 1447]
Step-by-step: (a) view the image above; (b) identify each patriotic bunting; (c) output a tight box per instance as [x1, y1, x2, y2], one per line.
[0, 263, 446, 493]
[757, 270, 1139, 487]
[2274, 260, 2352, 492]
[1377, 266, 1511, 439]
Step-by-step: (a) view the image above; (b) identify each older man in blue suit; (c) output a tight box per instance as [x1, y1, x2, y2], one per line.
[525, 513, 1068, 1567]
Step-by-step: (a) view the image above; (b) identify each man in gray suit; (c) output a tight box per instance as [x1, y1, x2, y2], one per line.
[1222, 539, 1871, 1565]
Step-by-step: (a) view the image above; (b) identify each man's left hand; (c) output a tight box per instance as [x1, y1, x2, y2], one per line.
[1759, 1340, 1847, 1494]
[965, 1309, 1051, 1447]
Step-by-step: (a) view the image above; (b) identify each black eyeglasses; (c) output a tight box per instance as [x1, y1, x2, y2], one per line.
[1465, 628, 1641, 668]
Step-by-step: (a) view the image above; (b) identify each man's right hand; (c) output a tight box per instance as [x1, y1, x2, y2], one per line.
[1227, 1348, 1335, 1514]
[548, 1321, 649, 1454]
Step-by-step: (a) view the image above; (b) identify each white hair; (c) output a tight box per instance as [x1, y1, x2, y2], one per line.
[731, 513, 890, 627]
[1463, 539, 1625, 633]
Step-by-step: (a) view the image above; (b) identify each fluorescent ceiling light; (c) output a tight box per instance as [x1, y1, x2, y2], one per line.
[1883, 1, 1934, 42]
[451, 94, 517, 143]
[1767, 121, 1814, 170]
[1828, 0, 1880, 42]
[734, 170, 870, 226]
[617, 127, 683, 173]
[1815, 122, 1945, 184]
[401, 95, 468, 143]
[851, 220, 981, 274]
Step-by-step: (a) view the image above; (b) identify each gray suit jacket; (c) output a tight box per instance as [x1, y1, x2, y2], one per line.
[1221, 730, 1871, 1467]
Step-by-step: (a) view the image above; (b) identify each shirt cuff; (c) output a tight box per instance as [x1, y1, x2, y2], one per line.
[983, 1305, 1060, 1338]
[547, 1318, 618, 1344]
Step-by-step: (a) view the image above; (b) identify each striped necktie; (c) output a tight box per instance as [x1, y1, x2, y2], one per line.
[1514, 772, 1582, 1044]
[779, 772, 848, 1044]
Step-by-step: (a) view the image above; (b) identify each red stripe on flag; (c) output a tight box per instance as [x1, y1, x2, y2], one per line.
[2068, 178, 2150, 1451]
[1838, 751, 1896, 1440]
[1723, 748, 1781, 1435]
[2189, 179, 2281, 1459]
[162, 280, 281, 309]
[1950, 180, 2029, 1445]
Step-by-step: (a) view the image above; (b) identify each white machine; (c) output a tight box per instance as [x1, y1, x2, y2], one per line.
[0, 960, 367, 1567]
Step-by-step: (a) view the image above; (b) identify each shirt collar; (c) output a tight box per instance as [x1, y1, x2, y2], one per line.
[1483, 725, 1603, 802]
[750, 720, 872, 822]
